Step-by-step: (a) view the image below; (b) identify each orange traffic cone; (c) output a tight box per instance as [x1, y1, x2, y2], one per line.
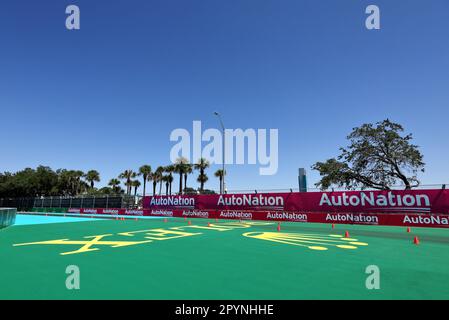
[207, 222, 211, 227]
[277, 222, 281, 232]
[188, 220, 192, 225]
[407, 227, 411, 233]
[164, 218, 167, 223]
[344, 231, 350, 238]
[413, 236, 420, 245]
[215, 218, 218, 222]
[135, 217, 138, 221]
[184, 216, 187, 221]
[332, 223, 335, 229]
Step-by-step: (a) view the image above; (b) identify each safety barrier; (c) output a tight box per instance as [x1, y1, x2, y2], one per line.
[142, 189, 449, 214]
[66, 207, 449, 229]
[0, 208, 17, 229]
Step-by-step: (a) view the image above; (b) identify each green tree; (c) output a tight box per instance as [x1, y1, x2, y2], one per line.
[131, 180, 141, 197]
[108, 178, 121, 193]
[119, 170, 136, 195]
[174, 157, 189, 194]
[312, 119, 425, 190]
[214, 169, 226, 194]
[166, 174, 174, 195]
[162, 175, 170, 195]
[85, 170, 100, 189]
[194, 158, 210, 192]
[197, 174, 209, 192]
[183, 164, 193, 194]
[58, 169, 84, 195]
[138, 165, 152, 196]
[155, 166, 165, 195]
[183, 187, 198, 195]
[164, 165, 175, 195]
[149, 171, 159, 196]
[74, 170, 85, 195]
[56, 169, 71, 196]
[97, 187, 114, 195]
[0, 166, 96, 197]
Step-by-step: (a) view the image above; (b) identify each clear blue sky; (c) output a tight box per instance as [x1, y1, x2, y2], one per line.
[1, 0, 448, 193]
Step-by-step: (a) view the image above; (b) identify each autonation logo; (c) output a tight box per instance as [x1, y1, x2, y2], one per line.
[217, 194, 284, 207]
[125, 210, 144, 216]
[325, 213, 379, 224]
[103, 209, 119, 215]
[182, 210, 209, 218]
[219, 211, 253, 220]
[151, 210, 174, 217]
[319, 192, 431, 212]
[150, 196, 195, 207]
[266, 212, 307, 222]
[403, 215, 449, 226]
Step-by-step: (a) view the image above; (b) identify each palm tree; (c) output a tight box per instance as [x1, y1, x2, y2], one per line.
[78, 180, 89, 194]
[60, 170, 77, 195]
[197, 174, 208, 193]
[74, 170, 85, 195]
[85, 170, 100, 189]
[194, 158, 210, 192]
[183, 164, 193, 194]
[131, 180, 141, 197]
[108, 178, 121, 193]
[149, 172, 159, 196]
[155, 166, 165, 195]
[119, 170, 136, 195]
[164, 165, 175, 195]
[65, 170, 75, 195]
[162, 175, 170, 195]
[214, 169, 226, 194]
[174, 157, 189, 194]
[138, 165, 152, 196]
[166, 174, 174, 195]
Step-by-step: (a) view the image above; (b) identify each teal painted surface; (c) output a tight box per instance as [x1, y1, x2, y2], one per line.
[14, 214, 101, 226]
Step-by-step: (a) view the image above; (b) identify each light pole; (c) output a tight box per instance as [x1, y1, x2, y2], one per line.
[214, 111, 226, 194]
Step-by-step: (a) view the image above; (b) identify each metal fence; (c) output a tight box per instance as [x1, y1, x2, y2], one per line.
[0, 198, 35, 211]
[0, 195, 138, 211]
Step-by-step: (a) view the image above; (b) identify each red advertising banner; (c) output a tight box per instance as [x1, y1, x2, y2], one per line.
[71, 207, 449, 229]
[66, 189, 449, 229]
[142, 189, 449, 214]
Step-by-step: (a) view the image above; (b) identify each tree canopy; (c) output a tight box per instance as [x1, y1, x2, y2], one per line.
[312, 119, 425, 190]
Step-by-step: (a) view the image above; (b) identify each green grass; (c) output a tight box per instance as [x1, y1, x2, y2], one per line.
[1, 217, 449, 299]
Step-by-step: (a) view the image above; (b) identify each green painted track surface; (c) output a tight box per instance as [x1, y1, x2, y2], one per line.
[1, 217, 449, 299]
